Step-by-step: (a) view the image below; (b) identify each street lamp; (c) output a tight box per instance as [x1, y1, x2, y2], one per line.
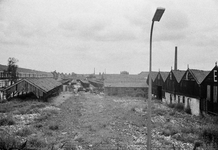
[147, 7, 165, 150]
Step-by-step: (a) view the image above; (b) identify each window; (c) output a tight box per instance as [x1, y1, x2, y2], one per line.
[207, 85, 211, 101]
[169, 72, 172, 80]
[183, 96, 185, 103]
[213, 86, 217, 103]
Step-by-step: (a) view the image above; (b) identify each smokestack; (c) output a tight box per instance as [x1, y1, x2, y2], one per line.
[174, 46, 178, 70]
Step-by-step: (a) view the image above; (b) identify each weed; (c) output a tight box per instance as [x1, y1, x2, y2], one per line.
[49, 124, 59, 130]
[34, 123, 43, 128]
[15, 127, 33, 137]
[28, 137, 47, 148]
[173, 133, 196, 144]
[184, 107, 192, 114]
[167, 103, 175, 108]
[181, 126, 197, 134]
[174, 103, 184, 111]
[0, 134, 19, 149]
[161, 124, 179, 136]
[0, 115, 15, 126]
[153, 108, 167, 116]
[200, 124, 218, 146]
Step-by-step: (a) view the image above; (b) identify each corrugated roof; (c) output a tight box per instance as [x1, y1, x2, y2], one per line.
[26, 78, 62, 92]
[172, 70, 186, 83]
[189, 69, 210, 84]
[4, 78, 62, 94]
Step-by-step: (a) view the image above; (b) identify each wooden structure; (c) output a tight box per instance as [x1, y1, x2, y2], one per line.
[178, 69, 210, 115]
[146, 72, 158, 95]
[153, 71, 169, 99]
[201, 65, 218, 115]
[164, 70, 185, 104]
[180, 69, 209, 98]
[4, 78, 62, 100]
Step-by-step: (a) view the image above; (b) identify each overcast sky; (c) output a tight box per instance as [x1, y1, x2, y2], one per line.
[0, 0, 218, 74]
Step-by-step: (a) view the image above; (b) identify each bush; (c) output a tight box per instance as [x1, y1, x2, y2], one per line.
[15, 127, 33, 137]
[200, 125, 218, 146]
[174, 103, 184, 111]
[49, 124, 59, 130]
[34, 123, 43, 128]
[181, 126, 196, 134]
[0, 116, 15, 126]
[153, 108, 167, 116]
[167, 103, 175, 108]
[184, 107, 192, 114]
[0, 134, 19, 149]
[28, 137, 47, 148]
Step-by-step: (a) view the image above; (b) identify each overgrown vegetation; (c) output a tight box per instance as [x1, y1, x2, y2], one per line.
[15, 127, 33, 137]
[0, 115, 15, 126]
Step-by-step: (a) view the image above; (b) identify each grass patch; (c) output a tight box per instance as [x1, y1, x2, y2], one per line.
[49, 124, 59, 130]
[174, 103, 184, 111]
[0, 115, 15, 126]
[28, 137, 47, 148]
[181, 126, 197, 134]
[184, 107, 192, 114]
[15, 127, 33, 137]
[153, 108, 167, 116]
[167, 103, 175, 108]
[161, 124, 179, 136]
[200, 124, 218, 146]
[0, 134, 20, 149]
[34, 108, 59, 122]
[34, 123, 43, 128]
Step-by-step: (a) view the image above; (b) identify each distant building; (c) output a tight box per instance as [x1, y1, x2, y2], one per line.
[104, 74, 148, 97]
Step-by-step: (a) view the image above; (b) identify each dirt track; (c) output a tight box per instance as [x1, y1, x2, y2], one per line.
[47, 92, 212, 150]
[51, 92, 148, 150]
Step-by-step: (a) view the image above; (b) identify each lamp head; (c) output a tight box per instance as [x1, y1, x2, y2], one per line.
[152, 7, 165, 22]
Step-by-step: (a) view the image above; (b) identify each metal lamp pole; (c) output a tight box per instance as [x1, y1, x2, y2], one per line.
[147, 7, 165, 150]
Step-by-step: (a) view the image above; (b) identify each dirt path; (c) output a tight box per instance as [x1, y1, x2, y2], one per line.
[49, 92, 202, 150]
[52, 92, 147, 150]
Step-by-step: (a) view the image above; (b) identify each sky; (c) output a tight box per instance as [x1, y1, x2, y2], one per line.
[0, 0, 218, 74]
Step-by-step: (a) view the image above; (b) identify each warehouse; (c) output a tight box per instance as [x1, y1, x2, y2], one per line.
[4, 78, 62, 100]
[153, 71, 169, 100]
[146, 72, 158, 96]
[179, 69, 210, 115]
[163, 70, 185, 104]
[201, 64, 218, 115]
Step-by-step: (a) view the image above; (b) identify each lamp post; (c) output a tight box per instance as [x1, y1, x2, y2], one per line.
[147, 7, 165, 150]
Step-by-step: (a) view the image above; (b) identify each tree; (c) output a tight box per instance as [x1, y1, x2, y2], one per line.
[7, 57, 18, 83]
[120, 71, 129, 75]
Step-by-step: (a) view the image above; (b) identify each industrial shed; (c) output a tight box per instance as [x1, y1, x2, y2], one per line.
[153, 71, 169, 100]
[178, 69, 209, 116]
[146, 72, 158, 96]
[201, 65, 218, 115]
[163, 70, 185, 104]
[4, 78, 62, 100]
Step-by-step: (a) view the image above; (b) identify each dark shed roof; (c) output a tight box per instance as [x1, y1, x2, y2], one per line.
[172, 70, 186, 83]
[5, 78, 62, 93]
[26, 78, 62, 92]
[189, 69, 210, 84]
[160, 72, 169, 82]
